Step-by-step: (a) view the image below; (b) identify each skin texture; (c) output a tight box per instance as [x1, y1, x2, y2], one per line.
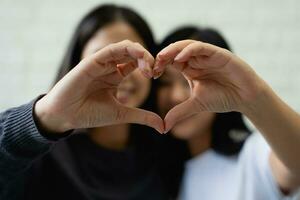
[82, 22, 151, 109]
[157, 67, 214, 155]
[81, 22, 152, 150]
[35, 39, 164, 134]
[34, 38, 300, 192]
[157, 67, 215, 139]
[154, 40, 300, 193]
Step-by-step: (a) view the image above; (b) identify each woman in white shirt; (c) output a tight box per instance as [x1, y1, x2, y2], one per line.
[154, 26, 300, 200]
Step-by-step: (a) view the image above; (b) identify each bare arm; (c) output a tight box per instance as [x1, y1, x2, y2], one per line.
[155, 40, 300, 192]
[243, 85, 300, 192]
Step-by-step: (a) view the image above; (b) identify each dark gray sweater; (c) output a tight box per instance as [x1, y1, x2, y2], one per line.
[0, 98, 56, 199]
[0, 98, 171, 200]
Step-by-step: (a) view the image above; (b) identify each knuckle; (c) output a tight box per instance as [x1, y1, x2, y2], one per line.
[108, 46, 116, 60]
[115, 108, 127, 122]
[123, 39, 132, 44]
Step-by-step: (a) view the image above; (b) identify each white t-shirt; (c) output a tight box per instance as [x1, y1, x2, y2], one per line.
[179, 133, 300, 200]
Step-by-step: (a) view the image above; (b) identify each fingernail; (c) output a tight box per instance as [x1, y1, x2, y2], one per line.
[155, 125, 164, 134]
[147, 71, 153, 78]
[153, 71, 163, 80]
[138, 59, 146, 69]
[142, 69, 151, 79]
[145, 67, 153, 78]
[163, 123, 169, 134]
[153, 64, 164, 79]
[158, 52, 166, 58]
[153, 65, 160, 71]
[174, 53, 183, 62]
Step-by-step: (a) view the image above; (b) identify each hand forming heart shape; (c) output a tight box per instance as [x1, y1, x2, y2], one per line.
[36, 40, 266, 134]
[153, 40, 264, 132]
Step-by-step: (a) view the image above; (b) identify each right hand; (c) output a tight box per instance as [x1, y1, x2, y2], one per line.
[35, 40, 164, 134]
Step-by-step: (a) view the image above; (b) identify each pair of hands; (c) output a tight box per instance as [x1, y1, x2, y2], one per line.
[35, 40, 267, 134]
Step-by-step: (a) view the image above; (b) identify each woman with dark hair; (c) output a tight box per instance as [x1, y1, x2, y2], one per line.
[156, 26, 300, 199]
[1, 4, 170, 200]
[28, 4, 169, 200]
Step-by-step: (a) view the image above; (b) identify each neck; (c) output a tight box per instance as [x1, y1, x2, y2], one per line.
[89, 124, 130, 151]
[188, 131, 211, 157]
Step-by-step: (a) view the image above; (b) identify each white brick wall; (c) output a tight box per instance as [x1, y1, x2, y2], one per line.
[1, 0, 300, 112]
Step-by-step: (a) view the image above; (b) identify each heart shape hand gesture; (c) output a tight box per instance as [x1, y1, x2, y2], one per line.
[35, 40, 266, 134]
[35, 40, 164, 133]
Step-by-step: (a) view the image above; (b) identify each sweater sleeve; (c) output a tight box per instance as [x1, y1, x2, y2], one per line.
[0, 97, 59, 196]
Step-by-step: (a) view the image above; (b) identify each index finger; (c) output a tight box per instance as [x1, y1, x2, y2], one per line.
[154, 40, 196, 79]
[92, 40, 154, 78]
[94, 40, 144, 62]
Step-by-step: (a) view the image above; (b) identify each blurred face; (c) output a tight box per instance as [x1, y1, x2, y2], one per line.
[157, 67, 216, 140]
[82, 22, 151, 107]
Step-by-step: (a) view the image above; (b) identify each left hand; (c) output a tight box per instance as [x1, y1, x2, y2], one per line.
[154, 40, 268, 132]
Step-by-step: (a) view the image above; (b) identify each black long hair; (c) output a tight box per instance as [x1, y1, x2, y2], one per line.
[54, 4, 156, 84]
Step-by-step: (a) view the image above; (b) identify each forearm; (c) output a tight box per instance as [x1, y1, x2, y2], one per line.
[243, 84, 300, 183]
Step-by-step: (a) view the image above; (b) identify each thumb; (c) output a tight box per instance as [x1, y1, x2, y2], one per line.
[164, 98, 199, 133]
[117, 106, 165, 134]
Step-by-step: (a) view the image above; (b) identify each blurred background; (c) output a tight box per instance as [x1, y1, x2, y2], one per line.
[0, 0, 299, 112]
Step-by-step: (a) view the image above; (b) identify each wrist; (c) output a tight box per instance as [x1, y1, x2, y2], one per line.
[34, 96, 72, 134]
[240, 82, 275, 119]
